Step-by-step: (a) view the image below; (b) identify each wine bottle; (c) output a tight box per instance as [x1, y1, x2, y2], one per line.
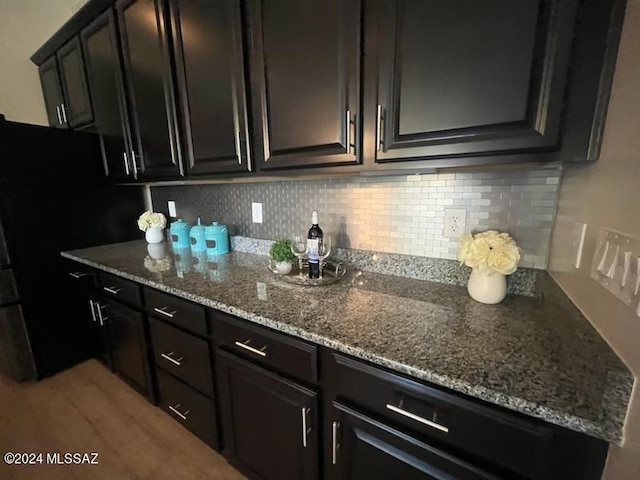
[307, 211, 323, 279]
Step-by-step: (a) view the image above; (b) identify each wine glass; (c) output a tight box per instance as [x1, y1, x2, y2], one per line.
[290, 235, 307, 274]
[318, 235, 332, 278]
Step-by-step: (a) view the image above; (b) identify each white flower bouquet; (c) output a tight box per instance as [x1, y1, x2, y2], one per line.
[137, 211, 167, 232]
[457, 230, 521, 276]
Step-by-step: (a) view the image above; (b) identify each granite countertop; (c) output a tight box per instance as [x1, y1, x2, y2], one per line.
[62, 240, 633, 444]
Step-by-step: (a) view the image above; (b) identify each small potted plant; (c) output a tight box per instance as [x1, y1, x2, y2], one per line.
[269, 238, 296, 274]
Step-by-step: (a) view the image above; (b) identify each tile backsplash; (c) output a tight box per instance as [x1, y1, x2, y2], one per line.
[151, 168, 561, 269]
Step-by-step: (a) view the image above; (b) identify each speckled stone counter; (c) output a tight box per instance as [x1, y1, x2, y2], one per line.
[62, 240, 633, 444]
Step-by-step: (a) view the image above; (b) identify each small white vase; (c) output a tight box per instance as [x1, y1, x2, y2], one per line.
[274, 261, 293, 275]
[145, 227, 164, 244]
[467, 269, 507, 304]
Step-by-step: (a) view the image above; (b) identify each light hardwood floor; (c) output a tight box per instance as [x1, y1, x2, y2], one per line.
[0, 360, 246, 480]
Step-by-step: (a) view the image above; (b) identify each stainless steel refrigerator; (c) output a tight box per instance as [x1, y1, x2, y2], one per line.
[0, 117, 144, 381]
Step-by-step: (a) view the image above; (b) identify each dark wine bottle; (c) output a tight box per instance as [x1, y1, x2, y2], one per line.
[307, 211, 323, 279]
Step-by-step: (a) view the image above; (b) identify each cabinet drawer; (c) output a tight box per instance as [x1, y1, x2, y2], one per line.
[144, 287, 207, 336]
[212, 311, 318, 384]
[150, 317, 214, 397]
[99, 272, 142, 307]
[156, 369, 218, 450]
[329, 353, 555, 480]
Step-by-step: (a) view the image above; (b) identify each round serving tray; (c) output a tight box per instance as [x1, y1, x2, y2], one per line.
[268, 260, 347, 286]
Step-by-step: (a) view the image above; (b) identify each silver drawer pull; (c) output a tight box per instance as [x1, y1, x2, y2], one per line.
[161, 352, 184, 366]
[154, 306, 177, 318]
[385, 404, 449, 433]
[301, 407, 311, 448]
[234, 340, 267, 357]
[69, 271, 90, 279]
[332, 421, 340, 465]
[103, 286, 123, 295]
[95, 303, 107, 326]
[88, 300, 97, 323]
[168, 404, 190, 421]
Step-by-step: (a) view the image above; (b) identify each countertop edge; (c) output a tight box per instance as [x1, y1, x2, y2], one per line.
[62, 251, 626, 444]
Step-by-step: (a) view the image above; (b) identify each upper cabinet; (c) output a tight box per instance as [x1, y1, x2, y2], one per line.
[371, 0, 576, 164]
[32, 0, 626, 178]
[38, 56, 67, 129]
[169, 0, 251, 175]
[247, 0, 362, 170]
[117, 0, 184, 180]
[81, 9, 136, 181]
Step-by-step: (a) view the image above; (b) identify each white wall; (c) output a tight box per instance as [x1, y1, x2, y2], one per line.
[548, 0, 640, 477]
[0, 0, 88, 125]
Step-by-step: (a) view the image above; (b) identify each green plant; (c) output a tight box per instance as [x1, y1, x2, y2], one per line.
[270, 239, 296, 262]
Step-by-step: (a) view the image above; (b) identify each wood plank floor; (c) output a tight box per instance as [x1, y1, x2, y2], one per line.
[0, 360, 246, 480]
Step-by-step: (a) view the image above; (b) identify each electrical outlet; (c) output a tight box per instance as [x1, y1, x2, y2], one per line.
[252, 202, 263, 223]
[444, 209, 467, 238]
[167, 201, 177, 218]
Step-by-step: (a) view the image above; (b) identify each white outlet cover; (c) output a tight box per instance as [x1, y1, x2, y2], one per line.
[252, 202, 263, 224]
[444, 209, 467, 238]
[167, 201, 177, 218]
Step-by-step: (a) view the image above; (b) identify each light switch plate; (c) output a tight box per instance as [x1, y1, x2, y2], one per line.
[168, 201, 177, 218]
[591, 227, 640, 316]
[252, 202, 263, 224]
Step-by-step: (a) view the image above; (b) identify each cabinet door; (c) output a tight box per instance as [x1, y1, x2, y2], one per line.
[81, 9, 136, 181]
[216, 350, 319, 480]
[106, 300, 152, 397]
[331, 402, 503, 480]
[117, 0, 183, 179]
[57, 36, 94, 129]
[170, 0, 251, 175]
[38, 56, 66, 129]
[248, 0, 361, 170]
[373, 0, 577, 163]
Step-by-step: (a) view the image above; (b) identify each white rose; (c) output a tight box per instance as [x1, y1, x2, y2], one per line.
[457, 233, 474, 265]
[487, 244, 521, 275]
[149, 212, 167, 229]
[475, 230, 515, 249]
[464, 238, 491, 270]
[137, 211, 152, 231]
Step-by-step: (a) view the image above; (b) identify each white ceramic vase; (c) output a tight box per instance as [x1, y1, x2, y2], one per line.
[274, 261, 293, 275]
[467, 269, 507, 304]
[145, 227, 164, 244]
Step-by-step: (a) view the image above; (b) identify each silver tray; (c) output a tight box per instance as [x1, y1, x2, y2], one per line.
[268, 260, 347, 286]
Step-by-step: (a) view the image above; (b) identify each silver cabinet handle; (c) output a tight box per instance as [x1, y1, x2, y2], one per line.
[88, 300, 97, 323]
[131, 150, 138, 178]
[168, 404, 189, 421]
[60, 103, 68, 124]
[154, 306, 177, 318]
[376, 104, 384, 152]
[234, 130, 242, 165]
[301, 407, 311, 448]
[55, 105, 62, 125]
[94, 302, 107, 326]
[385, 404, 449, 433]
[69, 271, 90, 279]
[123, 152, 130, 176]
[103, 286, 122, 295]
[346, 110, 351, 154]
[332, 421, 340, 465]
[234, 340, 267, 357]
[161, 352, 184, 366]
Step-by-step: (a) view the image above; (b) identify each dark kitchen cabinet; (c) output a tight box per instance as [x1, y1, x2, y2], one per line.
[169, 0, 251, 175]
[331, 402, 501, 480]
[64, 266, 113, 370]
[57, 36, 94, 128]
[117, 0, 184, 179]
[247, 0, 361, 170]
[105, 299, 153, 399]
[216, 350, 319, 480]
[38, 56, 67, 129]
[81, 9, 137, 181]
[371, 0, 577, 164]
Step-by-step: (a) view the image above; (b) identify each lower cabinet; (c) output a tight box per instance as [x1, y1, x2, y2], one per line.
[216, 350, 319, 480]
[331, 402, 501, 480]
[156, 368, 218, 449]
[105, 299, 153, 399]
